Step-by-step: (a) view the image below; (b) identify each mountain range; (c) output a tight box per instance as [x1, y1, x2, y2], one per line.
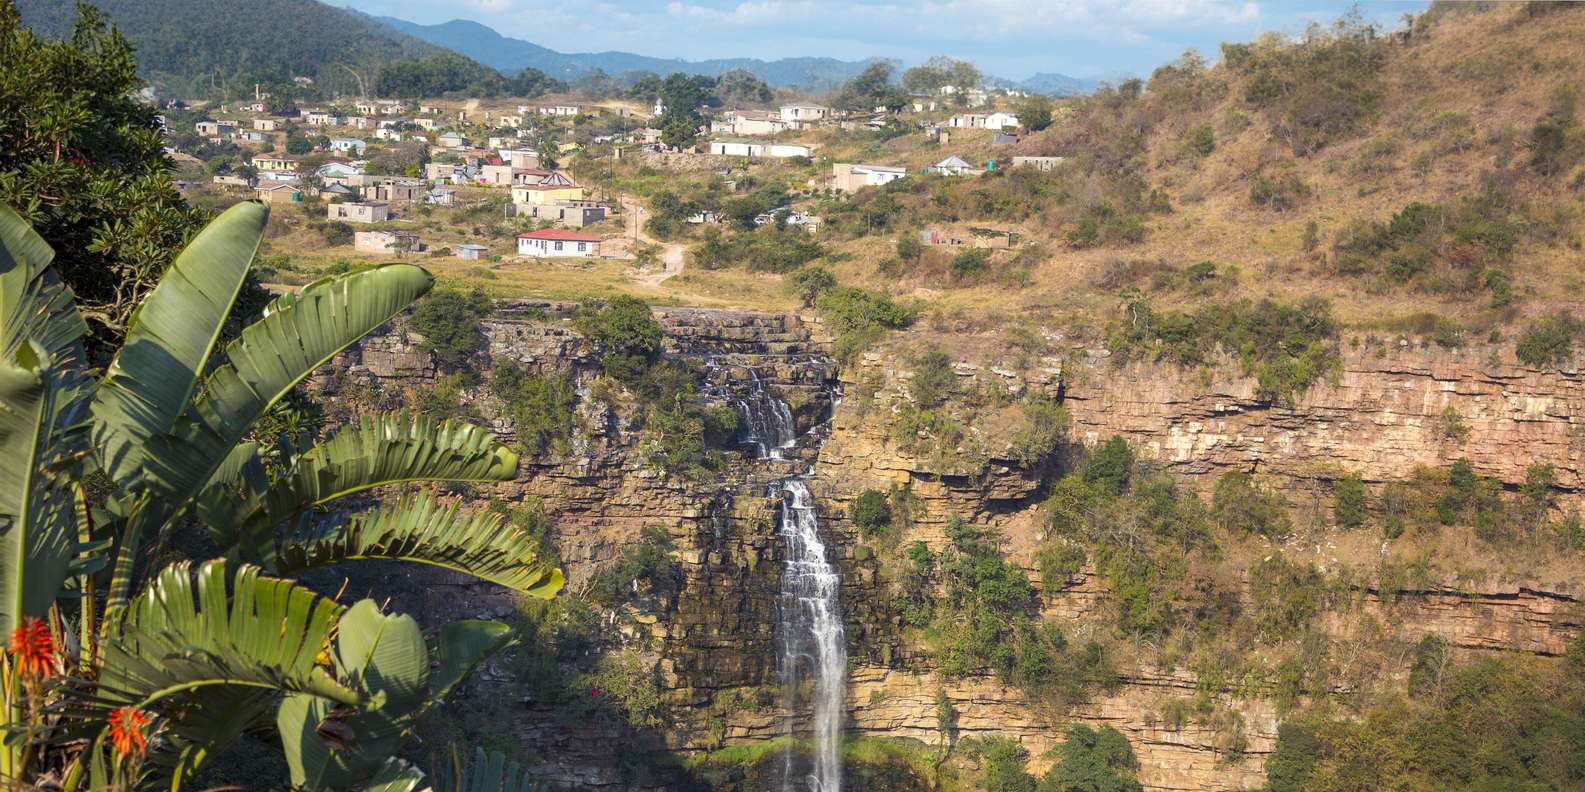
[16, 0, 1098, 97]
[374, 15, 1099, 96]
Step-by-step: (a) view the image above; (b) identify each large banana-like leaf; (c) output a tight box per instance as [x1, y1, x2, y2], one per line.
[279, 603, 512, 791]
[433, 747, 547, 792]
[272, 493, 562, 598]
[0, 206, 88, 634]
[91, 201, 268, 492]
[133, 264, 434, 520]
[197, 413, 519, 563]
[93, 561, 359, 789]
[99, 560, 355, 708]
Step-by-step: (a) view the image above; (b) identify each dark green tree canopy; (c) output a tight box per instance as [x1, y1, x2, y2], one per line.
[0, 0, 206, 347]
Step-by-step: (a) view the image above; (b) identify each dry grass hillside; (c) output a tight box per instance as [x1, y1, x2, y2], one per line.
[801, 3, 1585, 348]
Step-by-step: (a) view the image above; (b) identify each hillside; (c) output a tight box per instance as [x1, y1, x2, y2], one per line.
[14, 0, 462, 97]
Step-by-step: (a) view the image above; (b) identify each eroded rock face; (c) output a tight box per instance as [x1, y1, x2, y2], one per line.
[322, 308, 1583, 792]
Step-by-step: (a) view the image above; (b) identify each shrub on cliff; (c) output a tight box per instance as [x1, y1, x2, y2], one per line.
[574, 295, 665, 386]
[410, 287, 492, 365]
[1038, 725, 1142, 792]
[1515, 311, 1581, 369]
[1212, 471, 1292, 537]
[491, 362, 579, 456]
[587, 526, 683, 607]
[851, 489, 893, 537]
[1334, 472, 1366, 529]
[910, 348, 955, 407]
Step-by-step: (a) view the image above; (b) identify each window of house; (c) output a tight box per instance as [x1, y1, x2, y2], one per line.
[577, 243, 587, 252]
[554, 241, 563, 251]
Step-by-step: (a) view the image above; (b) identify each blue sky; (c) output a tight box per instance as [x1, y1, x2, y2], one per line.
[336, 0, 1428, 81]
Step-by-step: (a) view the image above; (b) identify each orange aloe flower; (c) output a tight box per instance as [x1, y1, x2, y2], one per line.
[8, 616, 56, 679]
[108, 707, 152, 760]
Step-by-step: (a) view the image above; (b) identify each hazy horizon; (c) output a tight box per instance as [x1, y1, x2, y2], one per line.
[336, 0, 1428, 81]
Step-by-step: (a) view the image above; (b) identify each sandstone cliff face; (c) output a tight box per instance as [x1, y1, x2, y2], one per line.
[322, 307, 1582, 792]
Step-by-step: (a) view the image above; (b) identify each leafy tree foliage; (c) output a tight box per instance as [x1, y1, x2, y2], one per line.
[1038, 725, 1142, 792]
[1515, 311, 1582, 369]
[851, 489, 892, 536]
[712, 67, 774, 106]
[655, 72, 713, 147]
[1017, 95, 1054, 131]
[835, 61, 908, 112]
[491, 363, 579, 457]
[786, 264, 836, 307]
[0, 2, 207, 347]
[409, 288, 491, 365]
[902, 55, 982, 97]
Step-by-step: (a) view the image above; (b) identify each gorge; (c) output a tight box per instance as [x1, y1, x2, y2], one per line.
[319, 301, 1584, 792]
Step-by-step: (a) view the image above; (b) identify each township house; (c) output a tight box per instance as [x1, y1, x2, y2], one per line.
[510, 182, 585, 206]
[831, 162, 907, 193]
[326, 201, 390, 224]
[538, 104, 581, 116]
[516, 228, 601, 258]
[369, 178, 426, 204]
[481, 164, 566, 187]
[250, 154, 299, 180]
[709, 139, 812, 158]
[253, 182, 302, 203]
[353, 230, 422, 254]
[304, 110, 340, 127]
[712, 110, 786, 137]
[778, 103, 830, 129]
[328, 137, 367, 154]
[948, 111, 1019, 130]
[929, 155, 977, 176]
[1012, 156, 1066, 171]
[252, 117, 283, 132]
[195, 120, 236, 138]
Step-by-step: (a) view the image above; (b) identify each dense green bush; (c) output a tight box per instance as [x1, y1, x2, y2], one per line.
[910, 348, 955, 407]
[1222, 16, 1387, 154]
[949, 247, 992, 281]
[1038, 725, 1142, 792]
[1333, 472, 1366, 529]
[786, 265, 836, 307]
[851, 489, 893, 537]
[972, 737, 1035, 792]
[410, 288, 492, 365]
[1212, 471, 1292, 537]
[1267, 651, 1585, 790]
[1249, 170, 1311, 211]
[586, 526, 683, 607]
[1247, 556, 1324, 642]
[490, 363, 579, 456]
[693, 226, 824, 273]
[575, 295, 666, 386]
[1330, 192, 1524, 305]
[1010, 397, 1068, 466]
[1515, 311, 1581, 369]
[1108, 296, 1340, 403]
[817, 287, 913, 364]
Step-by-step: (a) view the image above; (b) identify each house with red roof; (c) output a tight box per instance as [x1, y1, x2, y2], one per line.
[516, 229, 602, 259]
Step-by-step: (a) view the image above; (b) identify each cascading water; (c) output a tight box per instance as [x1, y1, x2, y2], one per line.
[735, 368, 798, 459]
[772, 478, 846, 792]
[724, 362, 845, 792]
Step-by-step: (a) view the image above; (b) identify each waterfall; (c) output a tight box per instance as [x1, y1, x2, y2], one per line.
[735, 368, 798, 458]
[773, 478, 846, 792]
[725, 364, 844, 792]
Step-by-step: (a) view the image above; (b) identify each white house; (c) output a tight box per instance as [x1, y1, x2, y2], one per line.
[709, 139, 812, 158]
[374, 128, 405, 142]
[414, 118, 441, 131]
[328, 137, 367, 155]
[538, 105, 580, 116]
[304, 111, 340, 127]
[778, 104, 830, 127]
[1012, 156, 1066, 171]
[984, 111, 1020, 130]
[516, 229, 601, 258]
[929, 155, 976, 176]
[436, 131, 468, 148]
[316, 161, 364, 183]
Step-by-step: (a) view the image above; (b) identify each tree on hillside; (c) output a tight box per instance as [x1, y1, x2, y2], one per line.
[835, 61, 908, 112]
[656, 72, 713, 147]
[713, 68, 775, 106]
[902, 55, 982, 97]
[1018, 95, 1054, 131]
[0, 0, 208, 350]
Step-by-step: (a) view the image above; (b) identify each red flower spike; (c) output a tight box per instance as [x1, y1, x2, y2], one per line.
[108, 708, 152, 760]
[8, 617, 56, 679]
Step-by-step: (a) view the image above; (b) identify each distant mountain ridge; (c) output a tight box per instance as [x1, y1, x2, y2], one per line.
[371, 16, 887, 91]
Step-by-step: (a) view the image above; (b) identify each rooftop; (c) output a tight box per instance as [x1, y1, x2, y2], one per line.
[517, 229, 600, 242]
